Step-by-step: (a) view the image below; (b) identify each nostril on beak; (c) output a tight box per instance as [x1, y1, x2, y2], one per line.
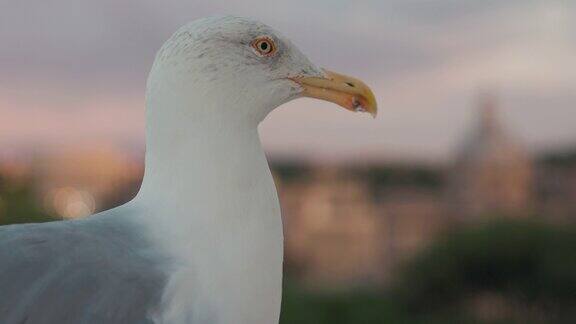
[345, 82, 355, 88]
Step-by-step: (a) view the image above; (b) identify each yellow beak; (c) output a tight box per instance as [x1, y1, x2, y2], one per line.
[291, 69, 378, 118]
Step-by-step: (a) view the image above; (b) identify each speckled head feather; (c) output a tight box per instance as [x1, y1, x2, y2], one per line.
[146, 16, 325, 126]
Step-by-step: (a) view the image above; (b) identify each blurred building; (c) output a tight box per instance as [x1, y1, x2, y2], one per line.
[377, 188, 448, 278]
[281, 167, 451, 288]
[281, 168, 384, 290]
[448, 94, 534, 220]
[536, 150, 576, 222]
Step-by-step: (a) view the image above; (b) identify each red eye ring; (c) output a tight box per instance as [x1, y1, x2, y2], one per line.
[251, 37, 277, 57]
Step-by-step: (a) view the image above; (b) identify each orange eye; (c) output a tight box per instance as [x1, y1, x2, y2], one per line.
[251, 37, 277, 57]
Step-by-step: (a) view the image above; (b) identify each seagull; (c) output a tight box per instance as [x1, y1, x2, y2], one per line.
[0, 16, 377, 324]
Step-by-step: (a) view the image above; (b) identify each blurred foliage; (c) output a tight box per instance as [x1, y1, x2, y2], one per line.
[0, 174, 55, 226]
[392, 219, 576, 323]
[271, 162, 445, 189]
[539, 146, 576, 169]
[271, 162, 311, 183]
[281, 283, 474, 324]
[362, 165, 444, 189]
[281, 283, 404, 324]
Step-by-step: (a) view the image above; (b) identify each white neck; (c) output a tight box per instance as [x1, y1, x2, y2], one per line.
[132, 87, 283, 323]
[137, 118, 266, 213]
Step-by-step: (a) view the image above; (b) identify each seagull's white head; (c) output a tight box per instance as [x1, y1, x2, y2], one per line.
[146, 16, 377, 129]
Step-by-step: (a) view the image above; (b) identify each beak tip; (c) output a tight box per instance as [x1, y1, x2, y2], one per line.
[296, 68, 378, 119]
[367, 107, 377, 119]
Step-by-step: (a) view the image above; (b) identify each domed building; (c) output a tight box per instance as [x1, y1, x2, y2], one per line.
[449, 93, 534, 220]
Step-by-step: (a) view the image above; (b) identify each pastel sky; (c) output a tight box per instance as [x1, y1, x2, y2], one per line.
[1, 0, 574, 163]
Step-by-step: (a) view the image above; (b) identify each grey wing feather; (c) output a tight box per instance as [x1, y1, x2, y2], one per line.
[0, 212, 170, 324]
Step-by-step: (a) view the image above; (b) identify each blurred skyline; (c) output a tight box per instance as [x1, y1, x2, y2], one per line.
[1, 0, 575, 163]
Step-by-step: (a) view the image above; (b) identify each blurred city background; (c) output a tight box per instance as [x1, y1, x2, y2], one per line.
[1, 1, 575, 323]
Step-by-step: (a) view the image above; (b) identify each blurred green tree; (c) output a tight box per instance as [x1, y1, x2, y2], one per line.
[281, 283, 404, 324]
[393, 219, 576, 323]
[0, 174, 55, 225]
